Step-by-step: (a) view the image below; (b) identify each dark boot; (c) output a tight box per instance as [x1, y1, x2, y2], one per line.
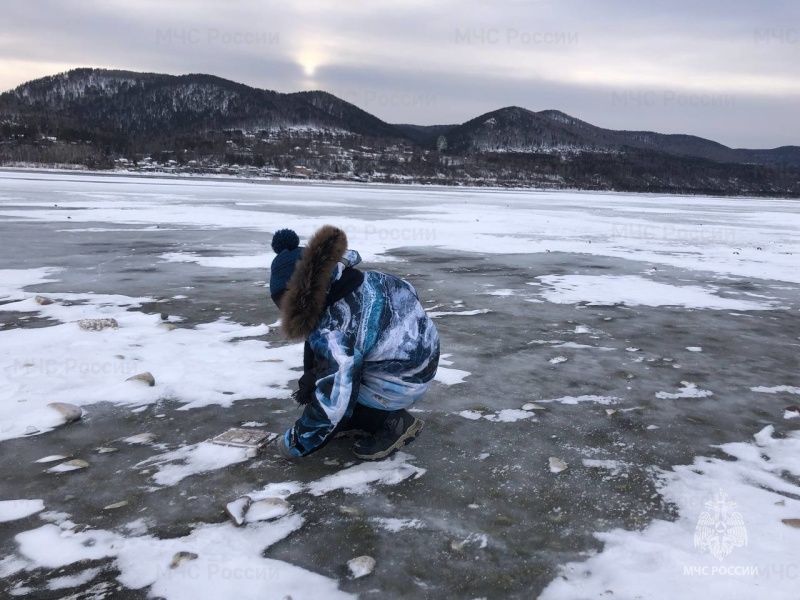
[333, 404, 390, 439]
[352, 409, 424, 461]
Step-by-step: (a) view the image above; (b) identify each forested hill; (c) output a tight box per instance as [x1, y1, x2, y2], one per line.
[1, 68, 797, 196]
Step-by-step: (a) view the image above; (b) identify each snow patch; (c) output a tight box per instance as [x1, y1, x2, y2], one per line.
[0, 285, 302, 441]
[135, 442, 252, 487]
[427, 308, 491, 318]
[47, 567, 102, 590]
[538, 395, 619, 405]
[537, 275, 776, 310]
[12, 515, 354, 600]
[656, 382, 713, 400]
[435, 367, 471, 385]
[540, 426, 800, 599]
[159, 252, 270, 269]
[0, 500, 45, 523]
[307, 452, 425, 495]
[371, 517, 424, 533]
[458, 409, 537, 423]
[752, 385, 800, 395]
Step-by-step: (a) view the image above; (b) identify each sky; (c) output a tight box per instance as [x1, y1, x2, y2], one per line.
[1, 0, 798, 148]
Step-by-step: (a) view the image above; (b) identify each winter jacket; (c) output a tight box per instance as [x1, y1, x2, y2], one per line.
[279, 226, 440, 457]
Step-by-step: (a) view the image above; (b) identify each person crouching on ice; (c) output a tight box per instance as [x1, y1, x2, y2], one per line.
[269, 225, 440, 461]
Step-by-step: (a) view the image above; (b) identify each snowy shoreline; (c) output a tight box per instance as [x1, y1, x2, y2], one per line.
[0, 165, 789, 200]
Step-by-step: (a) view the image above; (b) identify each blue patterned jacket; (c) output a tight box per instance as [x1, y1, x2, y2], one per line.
[279, 226, 439, 457]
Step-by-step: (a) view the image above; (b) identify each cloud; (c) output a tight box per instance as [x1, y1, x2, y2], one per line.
[1, 0, 798, 147]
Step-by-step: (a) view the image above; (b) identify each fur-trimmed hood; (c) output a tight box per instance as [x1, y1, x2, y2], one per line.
[280, 225, 349, 340]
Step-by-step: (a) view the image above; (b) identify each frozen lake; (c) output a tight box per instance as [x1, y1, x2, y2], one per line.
[1, 171, 799, 599]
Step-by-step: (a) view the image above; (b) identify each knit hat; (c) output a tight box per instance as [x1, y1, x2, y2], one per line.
[270, 229, 303, 306]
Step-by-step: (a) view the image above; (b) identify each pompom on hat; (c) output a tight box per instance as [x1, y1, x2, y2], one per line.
[271, 229, 300, 254]
[270, 228, 303, 306]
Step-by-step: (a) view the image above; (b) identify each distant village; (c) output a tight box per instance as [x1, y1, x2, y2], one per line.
[112, 130, 427, 183]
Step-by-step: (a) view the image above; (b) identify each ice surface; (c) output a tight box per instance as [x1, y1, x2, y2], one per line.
[2, 173, 800, 598]
[3, 172, 800, 282]
[582, 459, 628, 476]
[4, 451, 426, 598]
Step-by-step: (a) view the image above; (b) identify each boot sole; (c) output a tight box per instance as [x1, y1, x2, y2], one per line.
[353, 418, 424, 461]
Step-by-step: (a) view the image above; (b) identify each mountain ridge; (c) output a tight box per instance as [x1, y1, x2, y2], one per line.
[3, 68, 796, 160]
[1, 68, 798, 196]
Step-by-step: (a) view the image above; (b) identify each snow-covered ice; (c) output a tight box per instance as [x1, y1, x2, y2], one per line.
[13, 515, 355, 600]
[2, 172, 799, 598]
[540, 427, 800, 600]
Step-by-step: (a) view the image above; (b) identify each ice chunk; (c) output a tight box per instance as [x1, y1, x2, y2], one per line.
[347, 556, 375, 578]
[225, 496, 252, 527]
[209, 428, 278, 457]
[245, 499, 291, 523]
[46, 459, 89, 473]
[78, 318, 119, 331]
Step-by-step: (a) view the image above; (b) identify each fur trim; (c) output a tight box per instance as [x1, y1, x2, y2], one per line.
[281, 225, 348, 340]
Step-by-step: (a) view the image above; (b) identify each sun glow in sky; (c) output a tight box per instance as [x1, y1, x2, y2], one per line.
[299, 54, 320, 78]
